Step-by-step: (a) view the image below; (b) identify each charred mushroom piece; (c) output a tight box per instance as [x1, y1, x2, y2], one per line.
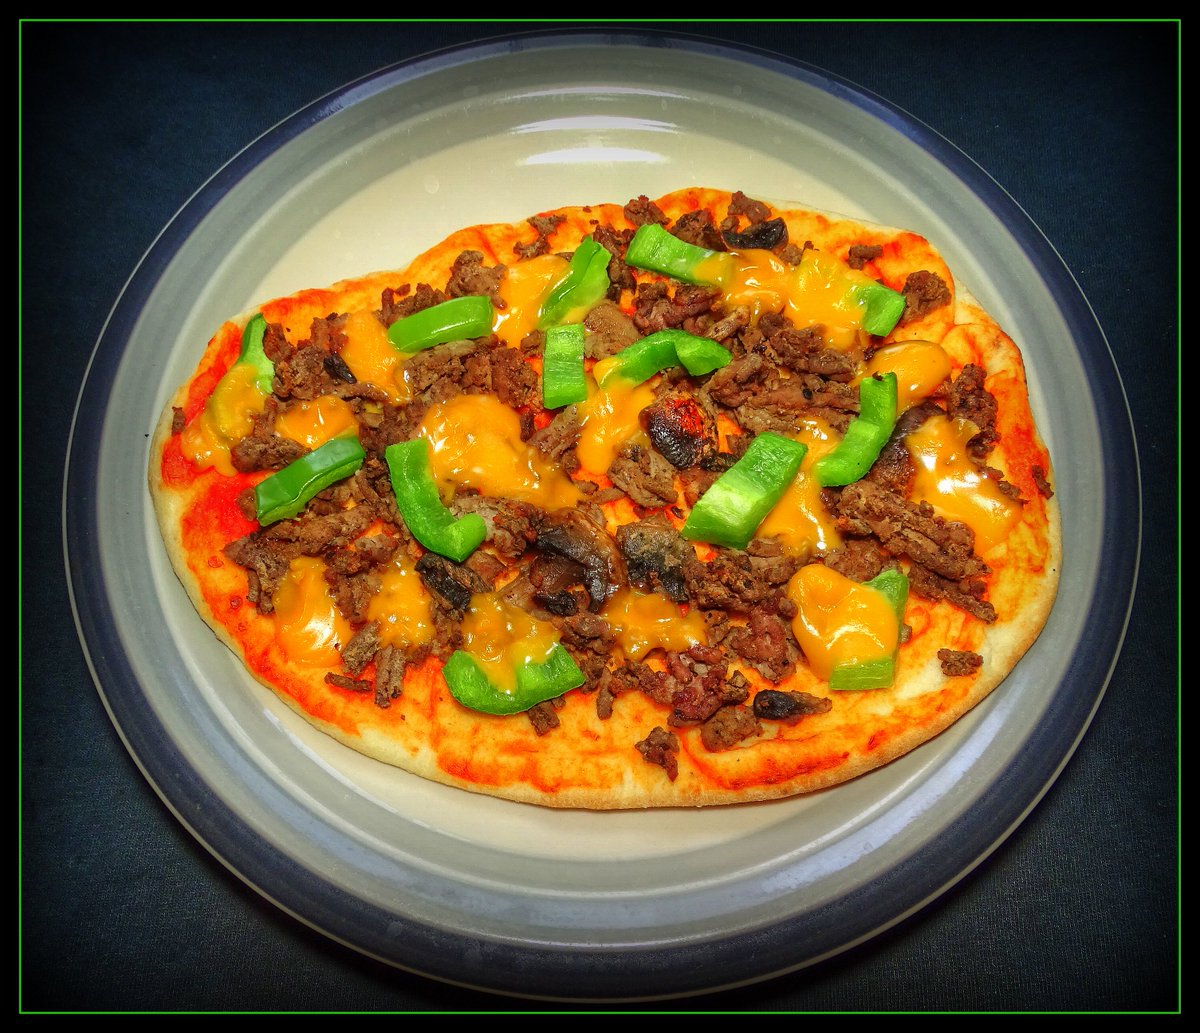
[721, 217, 788, 251]
[535, 509, 628, 613]
[752, 689, 833, 723]
[616, 515, 693, 603]
[414, 552, 490, 613]
[641, 389, 718, 470]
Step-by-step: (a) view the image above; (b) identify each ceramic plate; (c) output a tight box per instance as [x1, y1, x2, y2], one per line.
[65, 31, 1137, 1001]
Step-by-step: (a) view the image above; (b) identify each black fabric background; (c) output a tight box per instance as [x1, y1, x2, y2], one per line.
[20, 20, 1178, 1013]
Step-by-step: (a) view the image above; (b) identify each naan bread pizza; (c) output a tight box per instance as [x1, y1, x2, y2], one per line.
[149, 187, 1061, 808]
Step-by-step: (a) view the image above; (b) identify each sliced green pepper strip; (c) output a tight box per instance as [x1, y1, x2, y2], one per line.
[624, 223, 735, 286]
[384, 439, 486, 562]
[538, 236, 613, 329]
[829, 567, 909, 690]
[238, 313, 275, 392]
[442, 643, 586, 716]
[851, 281, 907, 337]
[254, 433, 365, 526]
[598, 329, 732, 386]
[681, 432, 808, 550]
[542, 323, 588, 409]
[387, 295, 494, 353]
[814, 372, 898, 487]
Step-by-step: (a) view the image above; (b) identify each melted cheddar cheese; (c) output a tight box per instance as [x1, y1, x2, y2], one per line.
[272, 557, 354, 666]
[788, 564, 899, 680]
[461, 592, 562, 691]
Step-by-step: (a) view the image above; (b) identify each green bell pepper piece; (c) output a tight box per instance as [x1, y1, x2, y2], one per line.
[237, 313, 275, 392]
[829, 567, 909, 690]
[387, 295, 494, 353]
[598, 329, 732, 387]
[538, 236, 613, 329]
[441, 643, 586, 716]
[384, 439, 487, 563]
[254, 433, 366, 526]
[624, 223, 735, 286]
[814, 372, 898, 487]
[541, 323, 588, 409]
[852, 281, 907, 337]
[681, 431, 808, 550]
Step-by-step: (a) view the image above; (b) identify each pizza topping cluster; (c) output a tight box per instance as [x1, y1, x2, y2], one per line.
[176, 190, 1046, 780]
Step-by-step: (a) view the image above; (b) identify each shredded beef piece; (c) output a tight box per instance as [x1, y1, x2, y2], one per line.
[402, 338, 537, 408]
[445, 250, 506, 302]
[589, 224, 637, 295]
[528, 404, 581, 472]
[908, 563, 997, 623]
[374, 644, 405, 708]
[726, 609, 798, 682]
[414, 553, 490, 613]
[752, 689, 832, 723]
[304, 313, 348, 354]
[229, 397, 308, 473]
[377, 284, 413, 325]
[273, 342, 339, 401]
[663, 647, 748, 727]
[641, 388, 718, 470]
[583, 300, 640, 359]
[325, 672, 372, 693]
[766, 325, 856, 379]
[607, 441, 678, 508]
[527, 700, 561, 735]
[324, 533, 400, 624]
[341, 621, 381, 676]
[632, 281, 720, 334]
[947, 363, 1000, 458]
[824, 540, 891, 583]
[1032, 464, 1054, 499]
[682, 545, 797, 613]
[701, 705, 762, 751]
[702, 352, 775, 408]
[513, 213, 566, 259]
[262, 320, 292, 363]
[635, 726, 680, 781]
[733, 377, 858, 436]
[703, 306, 750, 343]
[938, 648, 984, 676]
[671, 209, 726, 251]
[535, 508, 628, 612]
[900, 270, 952, 324]
[451, 495, 542, 561]
[353, 400, 414, 456]
[171, 406, 186, 434]
[778, 241, 811, 265]
[616, 515, 693, 603]
[557, 611, 616, 682]
[678, 466, 720, 507]
[721, 190, 772, 229]
[380, 282, 446, 324]
[835, 480, 987, 583]
[223, 506, 375, 614]
[624, 194, 668, 226]
[847, 244, 883, 270]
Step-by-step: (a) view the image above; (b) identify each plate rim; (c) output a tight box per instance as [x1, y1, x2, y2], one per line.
[62, 28, 1141, 1002]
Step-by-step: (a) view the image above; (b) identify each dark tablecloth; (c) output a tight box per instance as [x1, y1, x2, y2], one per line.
[21, 20, 1178, 1013]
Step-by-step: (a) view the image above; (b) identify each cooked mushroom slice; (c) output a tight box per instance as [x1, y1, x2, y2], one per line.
[535, 509, 628, 612]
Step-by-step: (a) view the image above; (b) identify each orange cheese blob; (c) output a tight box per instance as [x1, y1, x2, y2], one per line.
[603, 588, 707, 660]
[367, 551, 433, 649]
[865, 340, 952, 412]
[418, 394, 582, 509]
[757, 418, 843, 561]
[698, 248, 871, 351]
[493, 253, 570, 346]
[272, 556, 353, 667]
[179, 362, 267, 476]
[339, 308, 408, 403]
[461, 592, 562, 692]
[274, 395, 358, 450]
[575, 369, 657, 477]
[905, 413, 1022, 553]
[788, 564, 899, 681]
